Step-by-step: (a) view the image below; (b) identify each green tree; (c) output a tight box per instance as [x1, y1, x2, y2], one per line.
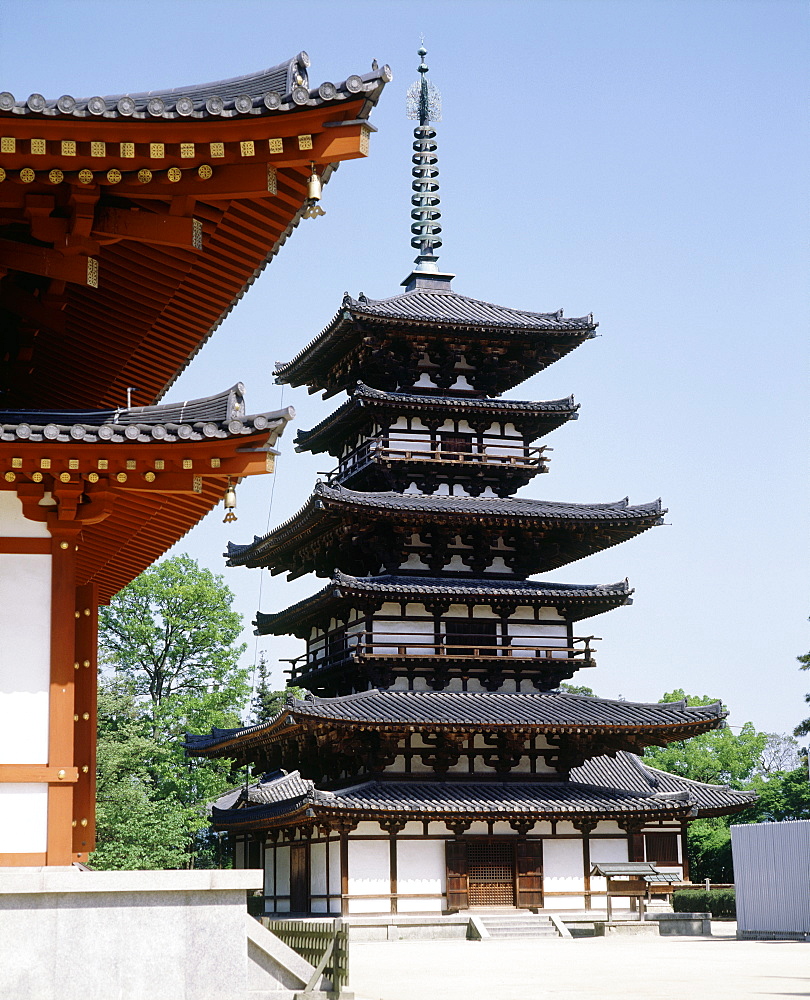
[643, 690, 769, 883]
[559, 683, 596, 696]
[643, 689, 767, 787]
[249, 653, 307, 725]
[92, 555, 249, 870]
[794, 640, 810, 737]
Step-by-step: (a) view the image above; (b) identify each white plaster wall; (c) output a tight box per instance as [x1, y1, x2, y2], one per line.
[347, 839, 389, 914]
[543, 838, 584, 906]
[372, 616, 433, 655]
[0, 494, 51, 538]
[396, 839, 445, 912]
[275, 846, 290, 913]
[0, 553, 52, 765]
[509, 621, 567, 658]
[263, 846, 273, 897]
[589, 838, 631, 907]
[310, 842, 327, 913]
[0, 785, 48, 852]
[235, 840, 245, 869]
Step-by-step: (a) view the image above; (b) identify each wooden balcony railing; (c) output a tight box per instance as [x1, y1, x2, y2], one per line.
[293, 632, 599, 677]
[331, 435, 549, 479]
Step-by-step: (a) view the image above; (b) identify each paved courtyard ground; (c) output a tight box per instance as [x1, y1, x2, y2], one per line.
[347, 924, 809, 1000]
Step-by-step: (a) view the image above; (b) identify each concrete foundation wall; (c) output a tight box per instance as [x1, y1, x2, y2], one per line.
[0, 868, 313, 1000]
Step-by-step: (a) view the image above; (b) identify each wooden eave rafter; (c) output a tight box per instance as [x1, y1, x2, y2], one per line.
[0, 428, 277, 601]
[0, 101, 375, 410]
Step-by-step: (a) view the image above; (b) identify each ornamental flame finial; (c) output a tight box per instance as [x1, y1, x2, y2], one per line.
[406, 43, 442, 273]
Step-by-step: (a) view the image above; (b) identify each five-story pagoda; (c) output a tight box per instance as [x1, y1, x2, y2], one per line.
[186, 50, 754, 916]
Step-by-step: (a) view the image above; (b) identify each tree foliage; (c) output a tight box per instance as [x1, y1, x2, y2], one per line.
[794, 640, 810, 737]
[642, 689, 809, 883]
[249, 653, 307, 726]
[92, 555, 250, 870]
[643, 690, 767, 788]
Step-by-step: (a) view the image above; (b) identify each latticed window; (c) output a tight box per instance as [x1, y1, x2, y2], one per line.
[467, 841, 515, 907]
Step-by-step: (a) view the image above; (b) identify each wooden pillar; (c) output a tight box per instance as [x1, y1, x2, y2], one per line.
[72, 583, 97, 860]
[339, 825, 350, 917]
[46, 530, 79, 865]
[382, 819, 405, 915]
[389, 833, 398, 915]
[680, 822, 691, 882]
[577, 822, 596, 911]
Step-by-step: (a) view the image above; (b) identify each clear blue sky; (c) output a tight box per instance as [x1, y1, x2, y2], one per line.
[3, 0, 807, 739]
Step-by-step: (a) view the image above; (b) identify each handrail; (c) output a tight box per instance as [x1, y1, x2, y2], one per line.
[299, 632, 599, 672]
[332, 434, 549, 478]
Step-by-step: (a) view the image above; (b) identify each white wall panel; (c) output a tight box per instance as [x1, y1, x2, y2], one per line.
[0, 553, 52, 765]
[275, 845, 290, 911]
[0, 785, 48, 852]
[0, 493, 51, 537]
[397, 838, 444, 898]
[543, 838, 584, 902]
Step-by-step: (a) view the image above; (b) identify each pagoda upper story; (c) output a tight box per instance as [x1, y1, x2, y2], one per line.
[224, 46, 664, 701]
[274, 273, 597, 399]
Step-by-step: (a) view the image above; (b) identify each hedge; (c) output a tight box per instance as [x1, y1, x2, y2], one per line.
[673, 888, 736, 918]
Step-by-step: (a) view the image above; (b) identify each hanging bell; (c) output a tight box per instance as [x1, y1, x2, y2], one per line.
[223, 479, 237, 523]
[302, 162, 326, 219]
[306, 162, 322, 201]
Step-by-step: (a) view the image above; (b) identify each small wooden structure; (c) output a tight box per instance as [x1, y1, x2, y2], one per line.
[591, 862, 681, 921]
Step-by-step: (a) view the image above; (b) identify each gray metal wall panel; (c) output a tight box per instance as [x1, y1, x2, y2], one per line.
[731, 820, 810, 933]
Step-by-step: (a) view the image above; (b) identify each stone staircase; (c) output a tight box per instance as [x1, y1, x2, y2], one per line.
[477, 911, 559, 939]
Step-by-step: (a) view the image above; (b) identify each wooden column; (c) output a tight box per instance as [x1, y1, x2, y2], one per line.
[72, 583, 97, 860]
[575, 820, 597, 911]
[680, 822, 691, 882]
[381, 819, 405, 915]
[339, 828, 349, 917]
[46, 530, 79, 865]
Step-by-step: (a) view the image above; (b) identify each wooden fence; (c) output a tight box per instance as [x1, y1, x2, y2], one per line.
[261, 917, 349, 995]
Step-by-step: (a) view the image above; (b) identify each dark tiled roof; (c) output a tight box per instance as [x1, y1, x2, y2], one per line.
[275, 289, 596, 381]
[210, 751, 755, 826]
[186, 690, 725, 753]
[0, 384, 293, 445]
[0, 57, 392, 120]
[255, 573, 633, 633]
[310, 484, 664, 520]
[572, 753, 758, 817]
[226, 483, 664, 569]
[282, 689, 724, 729]
[295, 383, 579, 453]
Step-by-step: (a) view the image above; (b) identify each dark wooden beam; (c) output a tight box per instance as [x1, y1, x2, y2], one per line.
[0, 282, 67, 334]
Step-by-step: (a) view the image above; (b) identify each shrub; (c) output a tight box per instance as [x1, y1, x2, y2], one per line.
[672, 888, 736, 918]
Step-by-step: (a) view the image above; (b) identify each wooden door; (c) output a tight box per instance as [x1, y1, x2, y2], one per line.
[290, 843, 308, 913]
[644, 832, 679, 865]
[516, 839, 543, 909]
[445, 840, 469, 911]
[467, 840, 515, 907]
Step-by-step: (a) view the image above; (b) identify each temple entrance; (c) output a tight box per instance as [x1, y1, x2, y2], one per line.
[467, 841, 516, 907]
[290, 844, 308, 913]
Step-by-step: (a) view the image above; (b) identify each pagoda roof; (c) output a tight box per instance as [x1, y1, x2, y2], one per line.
[255, 573, 632, 634]
[0, 384, 292, 603]
[225, 482, 664, 577]
[207, 752, 756, 829]
[0, 56, 389, 410]
[294, 383, 579, 455]
[0, 55, 387, 121]
[185, 689, 725, 753]
[274, 286, 597, 394]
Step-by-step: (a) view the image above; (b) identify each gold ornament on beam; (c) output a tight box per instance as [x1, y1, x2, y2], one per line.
[223, 479, 237, 523]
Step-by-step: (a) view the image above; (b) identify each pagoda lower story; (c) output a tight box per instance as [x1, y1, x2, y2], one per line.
[190, 690, 754, 914]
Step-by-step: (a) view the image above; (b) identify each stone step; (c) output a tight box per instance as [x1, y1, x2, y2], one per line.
[480, 915, 558, 939]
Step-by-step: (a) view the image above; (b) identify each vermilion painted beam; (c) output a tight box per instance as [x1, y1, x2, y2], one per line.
[93, 208, 202, 250]
[0, 239, 97, 286]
